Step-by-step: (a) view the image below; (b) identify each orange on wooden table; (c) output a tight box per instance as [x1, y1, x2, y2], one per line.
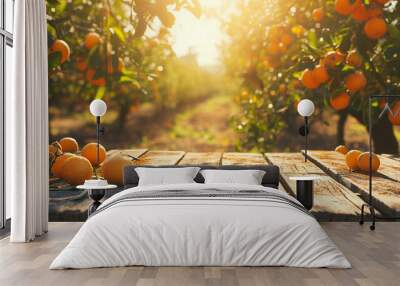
[59, 137, 79, 153]
[358, 152, 381, 172]
[312, 8, 325, 22]
[330, 92, 350, 111]
[61, 156, 93, 186]
[102, 155, 134, 186]
[335, 145, 349, 155]
[364, 17, 387, 39]
[301, 69, 319, 89]
[85, 32, 101, 49]
[81, 143, 107, 167]
[49, 141, 62, 157]
[335, 0, 361, 16]
[345, 150, 362, 171]
[313, 65, 330, 84]
[346, 50, 363, 67]
[388, 101, 400, 125]
[51, 153, 75, 178]
[345, 71, 367, 93]
[51, 39, 70, 64]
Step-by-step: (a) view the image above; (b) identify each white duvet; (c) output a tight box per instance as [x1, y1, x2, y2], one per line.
[50, 183, 351, 269]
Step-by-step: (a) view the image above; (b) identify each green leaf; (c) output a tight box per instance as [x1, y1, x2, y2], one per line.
[48, 52, 61, 69]
[95, 86, 106, 99]
[111, 26, 126, 43]
[388, 24, 400, 43]
[307, 30, 318, 49]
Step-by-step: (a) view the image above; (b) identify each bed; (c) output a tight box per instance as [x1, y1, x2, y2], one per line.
[50, 165, 351, 269]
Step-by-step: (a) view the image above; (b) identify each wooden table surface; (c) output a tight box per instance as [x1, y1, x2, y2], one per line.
[49, 150, 400, 221]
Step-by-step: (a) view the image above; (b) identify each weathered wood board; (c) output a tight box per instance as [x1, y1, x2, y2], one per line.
[222, 153, 267, 165]
[306, 151, 400, 217]
[178, 152, 222, 166]
[107, 148, 148, 159]
[265, 153, 373, 221]
[376, 155, 400, 183]
[134, 150, 185, 166]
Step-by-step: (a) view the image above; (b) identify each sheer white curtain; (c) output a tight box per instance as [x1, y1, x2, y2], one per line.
[7, 0, 49, 242]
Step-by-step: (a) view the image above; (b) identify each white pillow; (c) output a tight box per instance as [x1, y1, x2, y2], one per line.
[200, 169, 266, 185]
[136, 167, 200, 186]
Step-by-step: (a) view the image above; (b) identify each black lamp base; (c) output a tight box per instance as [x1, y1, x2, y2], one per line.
[359, 203, 376, 231]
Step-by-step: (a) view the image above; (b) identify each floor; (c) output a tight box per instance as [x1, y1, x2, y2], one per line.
[0, 222, 399, 286]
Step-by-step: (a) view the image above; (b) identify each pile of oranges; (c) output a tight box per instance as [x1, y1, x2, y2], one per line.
[335, 0, 389, 39]
[335, 145, 381, 172]
[49, 137, 134, 186]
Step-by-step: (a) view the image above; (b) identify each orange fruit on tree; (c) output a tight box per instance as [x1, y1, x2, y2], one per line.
[313, 65, 330, 84]
[85, 32, 101, 49]
[51, 39, 70, 64]
[345, 150, 362, 171]
[324, 51, 345, 68]
[61, 156, 93, 186]
[388, 101, 400, 125]
[367, 7, 383, 18]
[335, 145, 349, 155]
[81, 143, 107, 167]
[51, 153, 75, 178]
[301, 69, 320, 89]
[373, 0, 390, 5]
[364, 17, 387, 39]
[335, 0, 361, 16]
[102, 154, 134, 186]
[278, 83, 286, 94]
[352, 4, 369, 21]
[59, 137, 79, 153]
[75, 58, 87, 71]
[267, 42, 281, 55]
[312, 8, 325, 22]
[281, 33, 293, 46]
[91, 77, 106, 87]
[330, 92, 350, 111]
[357, 152, 380, 172]
[346, 50, 363, 67]
[345, 71, 367, 93]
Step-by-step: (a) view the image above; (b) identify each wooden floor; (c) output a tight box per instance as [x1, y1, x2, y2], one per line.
[1, 222, 399, 286]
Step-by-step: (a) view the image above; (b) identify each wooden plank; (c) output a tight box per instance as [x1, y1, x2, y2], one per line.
[178, 152, 222, 166]
[107, 149, 148, 159]
[265, 153, 373, 221]
[222, 152, 266, 165]
[306, 151, 400, 217]
[376, 155, 400, 183]
[134, 150, 185, 166]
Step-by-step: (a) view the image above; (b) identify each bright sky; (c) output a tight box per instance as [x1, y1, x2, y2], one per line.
[170, 0, 225, 67]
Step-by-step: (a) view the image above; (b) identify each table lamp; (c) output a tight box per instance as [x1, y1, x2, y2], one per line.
[89, 99, 107, 176]
[297, 99, 315, 162]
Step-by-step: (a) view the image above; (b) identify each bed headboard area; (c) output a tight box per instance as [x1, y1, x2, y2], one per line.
[123, 165, 280, 189]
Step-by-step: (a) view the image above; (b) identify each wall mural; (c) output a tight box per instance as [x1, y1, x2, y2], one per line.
[47, 0, 400, 221]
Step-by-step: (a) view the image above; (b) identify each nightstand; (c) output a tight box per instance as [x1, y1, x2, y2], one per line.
[77, 184, 118, 216]
[289, 176, 319, 210]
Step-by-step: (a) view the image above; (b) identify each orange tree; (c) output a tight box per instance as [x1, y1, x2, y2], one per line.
[223, 0, 400, 153]
[47, 0, 201, 133]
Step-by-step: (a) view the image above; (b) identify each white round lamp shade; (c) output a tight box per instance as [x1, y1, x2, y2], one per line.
[297, 99, 315, 117]
[90, 99, 107, 117]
